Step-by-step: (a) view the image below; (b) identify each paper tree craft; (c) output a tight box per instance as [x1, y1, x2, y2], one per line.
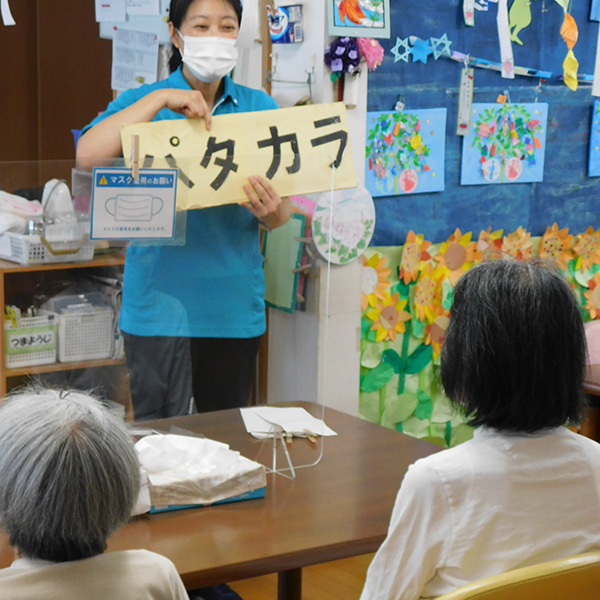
[365, 109, 446, 197]
[461, 103, 548, 185]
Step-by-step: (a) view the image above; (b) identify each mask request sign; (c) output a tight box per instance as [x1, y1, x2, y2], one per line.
[91, 168, 177, 240]
[120, 102, 357, 210]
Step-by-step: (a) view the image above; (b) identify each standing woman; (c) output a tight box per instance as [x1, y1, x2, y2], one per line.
[77, 0, 291, 420]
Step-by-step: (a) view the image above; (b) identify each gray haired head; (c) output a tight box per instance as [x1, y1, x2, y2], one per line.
[0, 389, 140, 562]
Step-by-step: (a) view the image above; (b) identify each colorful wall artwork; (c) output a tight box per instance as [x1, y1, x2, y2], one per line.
[365, 109, 447, 197]
[461, 102, 548, 185]
[589, 101, 600, 177]
[359, 224, 600, 447]
[327, 0, 391, 39]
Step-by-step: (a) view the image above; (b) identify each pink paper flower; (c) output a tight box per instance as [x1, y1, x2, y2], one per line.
[357, 38, 384, 71]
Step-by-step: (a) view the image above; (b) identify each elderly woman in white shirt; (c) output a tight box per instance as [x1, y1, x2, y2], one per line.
[361, 259, 600, 600]
[0, 389, 188, 600]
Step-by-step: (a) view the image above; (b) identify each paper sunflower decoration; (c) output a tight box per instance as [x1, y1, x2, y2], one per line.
[502, 226, 534, 261]
[539, 223, 574, 270]
[475, 227, 503, 262]
[424, 313, 450, 359]
[584, 272, 600, 320]
[398, 231, 432, 284]
[434, 228, 476, 286]
[366, 290, 412, 342]
[572, 226, 600, 273]
[413, 264, 443, 324]
[361, 253, 392, 311]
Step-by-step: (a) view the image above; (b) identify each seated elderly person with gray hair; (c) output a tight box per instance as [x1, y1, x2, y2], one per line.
[0, 389, 188, 599]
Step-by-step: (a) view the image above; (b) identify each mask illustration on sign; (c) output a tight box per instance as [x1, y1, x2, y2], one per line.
[178, 33, 239, 83]
[106, 195, 163, 221]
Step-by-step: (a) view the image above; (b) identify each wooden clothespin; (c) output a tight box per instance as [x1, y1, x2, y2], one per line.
[130, 134, 140, 182]
[303, 429, 318, 444]
[293, 263, 312, 274]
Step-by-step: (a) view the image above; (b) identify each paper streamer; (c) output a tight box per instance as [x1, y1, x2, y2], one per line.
[497, 0, 514, 79]
[560, 11, 579, 91]
[1, 0, 15, 26]
[464, 0, 475, 26]
[236, 0, 259, 49]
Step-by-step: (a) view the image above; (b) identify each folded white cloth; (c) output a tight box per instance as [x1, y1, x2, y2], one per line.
[135, 434, 266, 508]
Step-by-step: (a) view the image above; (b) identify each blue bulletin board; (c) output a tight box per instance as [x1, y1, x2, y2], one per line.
[367, 0, 600, 246]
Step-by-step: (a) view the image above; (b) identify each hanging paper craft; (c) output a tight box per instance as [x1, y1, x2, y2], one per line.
[312, 185, 375, 265]
[461, 102, 548, 185]
[589, 101, 600, 177]
[327, 0, 391, 39]
[508, 0, 533, 45]
[497, 0, 515, 78]
[365, 109, 446, 196]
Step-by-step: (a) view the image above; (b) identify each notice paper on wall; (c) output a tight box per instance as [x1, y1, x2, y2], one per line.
[126, 0, 160, 16]
[111, 27, 159, 91]
[95, 0, 126, 22]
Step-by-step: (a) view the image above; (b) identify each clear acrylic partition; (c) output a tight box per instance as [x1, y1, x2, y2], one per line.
[0, 150, 345, 477]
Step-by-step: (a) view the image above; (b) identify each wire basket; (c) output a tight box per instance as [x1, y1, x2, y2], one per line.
[4, 313, 58, 368]
[56, 307, 114, 362]
[0, 232, 94, 265]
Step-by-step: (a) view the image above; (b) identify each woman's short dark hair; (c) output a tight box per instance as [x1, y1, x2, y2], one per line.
[0, 389, 140, 562]
[168, 0, 243, 73]
[441, 259, 585, 432]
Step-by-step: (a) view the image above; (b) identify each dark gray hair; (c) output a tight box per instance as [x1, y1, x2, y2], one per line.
[0, 389, 140, 562]
[441, 259, 585, 432]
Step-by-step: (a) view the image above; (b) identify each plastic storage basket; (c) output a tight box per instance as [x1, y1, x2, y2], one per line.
[57, 307, 114, 362]
[0, 232, 94, 266]
[4, 313, 58, 368]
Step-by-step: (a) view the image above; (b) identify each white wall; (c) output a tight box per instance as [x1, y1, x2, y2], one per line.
[263, 2, 368, 416]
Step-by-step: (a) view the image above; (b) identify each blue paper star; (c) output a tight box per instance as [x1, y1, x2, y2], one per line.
[411, 38, 433, 64]
[391, 37, 411, 63]
[430, 33, 453, 60]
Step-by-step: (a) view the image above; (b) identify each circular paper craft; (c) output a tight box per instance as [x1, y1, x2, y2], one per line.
[312, 185, 376, 265]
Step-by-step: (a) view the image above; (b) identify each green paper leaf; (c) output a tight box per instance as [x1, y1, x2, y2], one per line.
[411, 318, 426, 338]
[358, 390, 382, 424]
[361, 317, 371, 339]
[381, 348, 405, 373]
[414, 390, 433, 420]
[381, 392, 419, 428]
[361, 342, 383, 368]
[405, 344, 433, 374]
[360, 362, 395, 393]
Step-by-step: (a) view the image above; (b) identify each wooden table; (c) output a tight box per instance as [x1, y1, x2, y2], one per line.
[0, 402, 441, 600]
[582, 365, 600, 442]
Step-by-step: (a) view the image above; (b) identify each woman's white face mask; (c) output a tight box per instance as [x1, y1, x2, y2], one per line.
[178, 32, 238, 83]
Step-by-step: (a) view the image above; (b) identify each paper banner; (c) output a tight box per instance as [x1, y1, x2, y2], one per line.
[1, 0, 15, 25]
[461, 103, 548, 185]
[121, 102, 356, 210]
[497, 0, 515, 78]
